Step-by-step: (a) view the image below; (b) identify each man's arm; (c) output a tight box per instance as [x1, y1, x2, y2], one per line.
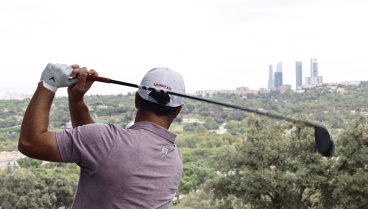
[68, 66, 99, 128]
[18, 83, 63, 162]
[69, 100, 95, 128]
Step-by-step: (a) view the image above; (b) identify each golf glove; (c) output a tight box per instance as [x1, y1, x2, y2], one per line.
[39, 63, 79, 92]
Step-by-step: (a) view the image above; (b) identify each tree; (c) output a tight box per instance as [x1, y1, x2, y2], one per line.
[174, 116, 183, 124]
[17, 157, 42, 169]
[179, 162, 216, 194]
[51, 175, 77, 209]
[332, 116, 368, 208]
[225, 120, 238, 132]
[195, 125, 207, 133]
[204, 115, 335, 208]
[108, 117, 117, 124]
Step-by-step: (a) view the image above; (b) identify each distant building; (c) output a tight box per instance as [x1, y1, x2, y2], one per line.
[336, 88, 347, 93]
[311, 58, 318, 77]
[195, 89, 235, 96]
[305, 77, 311, 85]
[259, 88, 269, 93]
[295, 89, 305, 93]
[279, 84, 292, 93]
[235, 87, 260, 95]
[96, 105, 107, 109]
[0, 151, 24, 169]
[274, 62, 283, 89]
[218, 90, 235, 94]
[276, 62, 282, 72]
[2, 93, 32, 100]
[296, 61, 302, 89]
[305, 58, 323, 86]
[268, 65, 274, 89]
[236, 87, 250, 95]
[326, 80, 362, 86]
[274, 72, 283, 89]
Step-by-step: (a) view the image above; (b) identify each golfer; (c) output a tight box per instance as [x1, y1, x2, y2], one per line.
[18, 63, 185, 208]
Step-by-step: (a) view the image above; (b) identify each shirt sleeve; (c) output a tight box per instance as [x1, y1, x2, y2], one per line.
[55, 123, 117, 174]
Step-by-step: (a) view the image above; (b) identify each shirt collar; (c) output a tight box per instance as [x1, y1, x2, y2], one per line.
[128, 121, 177, 143]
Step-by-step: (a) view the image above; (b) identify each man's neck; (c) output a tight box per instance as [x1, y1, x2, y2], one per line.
[134, 110, 172, 130]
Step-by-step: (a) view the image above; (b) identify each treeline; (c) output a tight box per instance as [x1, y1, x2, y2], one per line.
[0, 158, 80, 209]
[1, 82, 368, 131]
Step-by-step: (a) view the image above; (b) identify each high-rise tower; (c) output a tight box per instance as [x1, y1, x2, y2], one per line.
[311, 58, 318, 78]
[305, 58, 323, 85]
[268, 65, 274, 89]
[274, 62, 283, 89]
[296, 61, 302, 89]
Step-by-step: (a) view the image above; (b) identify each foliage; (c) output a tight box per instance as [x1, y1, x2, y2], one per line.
[17, 157, 42, 169]
[179, 116, 368, 209]
[0, 172, 77, 209]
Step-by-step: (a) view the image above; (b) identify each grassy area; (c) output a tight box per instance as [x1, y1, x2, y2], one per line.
[169, 204, 184, 209]
[96, 119, 108, 124]
[169, 124, 184, 133]
[183, 115, 204, 122]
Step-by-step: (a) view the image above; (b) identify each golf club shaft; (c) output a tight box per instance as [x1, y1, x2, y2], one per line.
[87, 75, 322, 128]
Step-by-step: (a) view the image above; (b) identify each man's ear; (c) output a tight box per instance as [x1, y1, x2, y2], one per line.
[135, 92, 140, 109]
[173, 104, 184, 118]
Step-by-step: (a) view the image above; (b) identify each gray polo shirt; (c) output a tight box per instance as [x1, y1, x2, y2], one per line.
[56, 121, 183, 209]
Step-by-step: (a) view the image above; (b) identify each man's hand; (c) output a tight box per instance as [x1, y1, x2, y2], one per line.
[68, 65, 98, 128]
[39, 63, 79, 92]
[68, 65, 99, 102]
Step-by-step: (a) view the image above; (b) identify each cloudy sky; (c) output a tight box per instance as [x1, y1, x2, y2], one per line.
[0, 0, 367, 97]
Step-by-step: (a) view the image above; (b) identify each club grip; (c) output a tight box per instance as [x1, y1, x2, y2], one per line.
[87, 75, 111, 83]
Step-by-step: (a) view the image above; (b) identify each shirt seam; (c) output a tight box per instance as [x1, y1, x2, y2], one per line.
[129, 121, 176, 140]
[139, 127, 175, 144]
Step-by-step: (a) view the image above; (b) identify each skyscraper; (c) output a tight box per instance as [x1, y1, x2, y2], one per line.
[274, 62, 283, 89]
[296, 61, 302, 89]
[311, 58, 318, 78]
[305, 58, 323, 85]
[268, 65, 274, 89]
[276, 61, 282, 72]
[274, 72, 283, 89]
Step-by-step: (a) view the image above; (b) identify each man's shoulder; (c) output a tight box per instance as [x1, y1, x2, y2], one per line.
[80, 123, 122, 133]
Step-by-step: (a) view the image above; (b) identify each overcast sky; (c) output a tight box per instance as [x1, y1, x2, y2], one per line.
[0, 0, 367, 97]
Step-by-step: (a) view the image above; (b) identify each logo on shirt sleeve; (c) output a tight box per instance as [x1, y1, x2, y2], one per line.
[162, 148, 168, 155]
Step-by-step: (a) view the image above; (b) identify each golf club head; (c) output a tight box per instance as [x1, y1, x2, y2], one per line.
[314, 126, 335, 157]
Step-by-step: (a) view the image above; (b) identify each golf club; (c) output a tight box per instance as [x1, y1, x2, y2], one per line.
[86, 75, 335, 157]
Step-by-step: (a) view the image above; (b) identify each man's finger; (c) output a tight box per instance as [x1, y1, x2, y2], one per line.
[72, 64, 80, 69]
[88, 69, 99, 77]
[77, 72, 88, 91]
[76, 67, 89, 78]
[67, 78, 79, 86]
[71, 68, 79, 78]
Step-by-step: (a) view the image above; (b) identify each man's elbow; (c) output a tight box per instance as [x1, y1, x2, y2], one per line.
[18, 136, 33, 156]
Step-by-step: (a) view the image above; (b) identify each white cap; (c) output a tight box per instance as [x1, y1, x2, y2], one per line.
[138, 67, 185, 107]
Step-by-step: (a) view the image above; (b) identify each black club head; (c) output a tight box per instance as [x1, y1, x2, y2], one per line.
[314, 126, 335, 157]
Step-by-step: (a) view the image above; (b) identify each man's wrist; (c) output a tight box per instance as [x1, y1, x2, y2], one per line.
[68, 95, 85, 104]
[38, 83, 56, 96]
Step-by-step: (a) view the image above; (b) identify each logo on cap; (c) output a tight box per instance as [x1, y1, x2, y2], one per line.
[154, 83, 172, 90]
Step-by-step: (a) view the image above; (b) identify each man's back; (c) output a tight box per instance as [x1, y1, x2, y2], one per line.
[56, 121, 183, 209]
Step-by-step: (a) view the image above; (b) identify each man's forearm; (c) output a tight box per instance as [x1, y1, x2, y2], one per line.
[69, 99, 95, 128]
[19, 83, 54, 148]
